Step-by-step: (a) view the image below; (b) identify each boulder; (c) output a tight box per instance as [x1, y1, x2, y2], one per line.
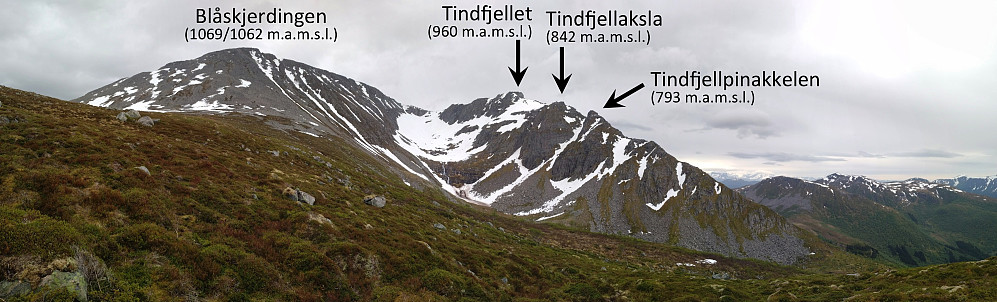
[307, 212, 334, 227]
[433, 223, 446, 230]
[0, 281, 31, 297]
[40, 271, 87, 301]
[283, 187, 298, 201]
[123, 109, 141, 119]
[363, 195, 386, 208]
[136, 116, 158, 127]
[136, 166, 151, 176]
[297, 190, 316, 205]
[116, 112, 128, 122]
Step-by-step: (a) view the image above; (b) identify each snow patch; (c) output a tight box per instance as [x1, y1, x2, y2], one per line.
[676, 162, 686, 189]
[536, 212, 564, 221]
[184, 99, 234, 112]
[87, 96, 112, 107]
[123, 100, 167, 112]
[646, 188, 679, 211]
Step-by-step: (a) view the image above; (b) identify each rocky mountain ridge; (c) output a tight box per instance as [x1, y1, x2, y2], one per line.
[935, 175, 997, 198]
[73, 48, 812, 264]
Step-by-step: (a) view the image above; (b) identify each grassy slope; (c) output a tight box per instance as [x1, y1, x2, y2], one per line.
[0, 86, 994, 301]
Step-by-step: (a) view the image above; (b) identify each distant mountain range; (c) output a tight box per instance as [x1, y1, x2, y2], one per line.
[740, 173, 997, 267]
[935, 175, 997, 198]
[72, 48, 812, 264]
[709, 171, 777, 188]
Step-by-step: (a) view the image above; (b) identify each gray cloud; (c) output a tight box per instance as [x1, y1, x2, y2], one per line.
[728, 152, 845, 162]
[611, 120, 654, 132]
[888, 149, 961, 158]
[856, 151, 886, 158]
[699, 112, 778, 139]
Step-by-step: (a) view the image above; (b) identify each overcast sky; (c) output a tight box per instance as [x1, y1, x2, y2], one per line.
[1, 0, 995, 180]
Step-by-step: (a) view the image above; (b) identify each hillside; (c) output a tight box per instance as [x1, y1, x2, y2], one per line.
[3, 85, 996, 301]
[740, 175, 997, 267]
[5, 86, 997, 300]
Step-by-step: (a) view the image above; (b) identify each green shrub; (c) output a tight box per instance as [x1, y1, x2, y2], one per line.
[0, 215, 80, 260]
[423, 268, 465, 297]
[564, 282, 600, 301]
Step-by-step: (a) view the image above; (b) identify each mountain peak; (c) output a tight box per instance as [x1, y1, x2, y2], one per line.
[438, 92, 544, 124]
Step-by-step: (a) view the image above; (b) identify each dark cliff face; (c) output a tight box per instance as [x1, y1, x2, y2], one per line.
[75, 48, 812, 264]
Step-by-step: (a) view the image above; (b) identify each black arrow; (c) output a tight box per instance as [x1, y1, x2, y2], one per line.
[604, 83, 645, 108]
[552, 46, 571, 93]
[507, 40, 527, 86]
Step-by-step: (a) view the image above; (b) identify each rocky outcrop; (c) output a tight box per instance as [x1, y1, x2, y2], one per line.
[40, 271, 87, 301]
[136, 116, 157, 127]
[135, 166, 151, 176]
[298, 190, 316, 205]
[283, 187, 315, 205]
[0, 281, 30, 298]
[363, 195, 386, 208]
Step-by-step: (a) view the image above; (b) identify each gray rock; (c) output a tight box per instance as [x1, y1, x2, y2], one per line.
[40, 271, 87, 301]
[283, 187, 298, 201]
[268, 150, 280, 156]
[136, 166, 151, 176]
[363, 195, 386, 208]
[500, 277, 508, 284]
[711, 272, 732, 280]
[0, 100, 3, 108]
[453, 228, 462, 235]
[0, 281, 31, 297]
[433, 223, 446, 230]
[116, 112, 128, 122]
[123, 109, 141, 119]
[136, 116, 157, 127]
[297, 190, 316, 205]
[337, 176, 352, 189]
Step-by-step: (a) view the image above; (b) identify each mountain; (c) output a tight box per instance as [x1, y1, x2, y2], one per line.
[6, 83, 996, 302]
[936, 175, 997, 198]
[709, 171, 776, 188]
[73, 48, 811, 264]
[739, 174, 997, 267]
